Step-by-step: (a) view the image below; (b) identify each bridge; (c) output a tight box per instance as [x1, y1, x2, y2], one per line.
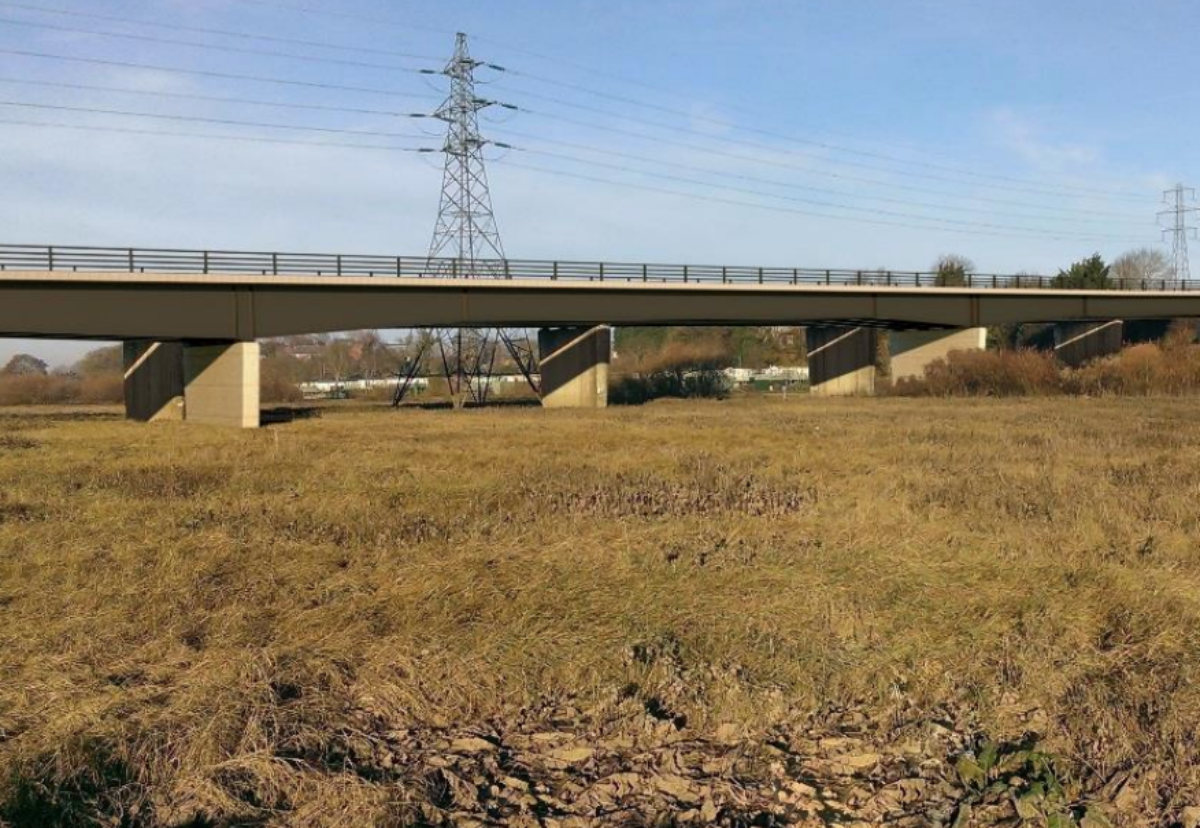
[3, 244, 1197, 426]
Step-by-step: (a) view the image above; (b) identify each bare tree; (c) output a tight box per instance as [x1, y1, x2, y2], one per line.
[1111, 248, 1171, 289]
[2, 354, 49, 376]
[933, 254, 975, 287]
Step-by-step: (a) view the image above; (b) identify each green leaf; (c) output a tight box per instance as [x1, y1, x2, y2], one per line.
[1015, 789, 1044, 820]
[956, 756, 986, 788]
[978, 740, 999, 773]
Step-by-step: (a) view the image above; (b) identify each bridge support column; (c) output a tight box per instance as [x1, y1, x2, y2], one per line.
[122, 340, 184, 422]
[806, 326, 876, 397]
[1053, 321, 1123, 367]
[538, 326, 610, 409]
[182, 342, 260, 428]
[888, 327, 987, 382]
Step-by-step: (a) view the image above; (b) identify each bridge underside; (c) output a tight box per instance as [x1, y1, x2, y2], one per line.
[2, 271, 1196, 341]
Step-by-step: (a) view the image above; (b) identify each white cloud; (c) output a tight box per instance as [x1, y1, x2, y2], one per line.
[987, 107, 1100, 168]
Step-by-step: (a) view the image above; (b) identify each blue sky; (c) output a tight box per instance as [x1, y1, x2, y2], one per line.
[1, 0, 1197, 365]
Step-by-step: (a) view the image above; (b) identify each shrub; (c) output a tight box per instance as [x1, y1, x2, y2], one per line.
[1067, 343, 1200, 397]
[260, 360, 304, 403]
[610, 341, 731, 405]
[890, 349, 1061, 397]
[0, 373, 125, 406]
[893, 342, 1200, 398]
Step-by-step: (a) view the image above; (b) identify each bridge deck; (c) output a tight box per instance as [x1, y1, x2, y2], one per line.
[3, 269, 1198, 341]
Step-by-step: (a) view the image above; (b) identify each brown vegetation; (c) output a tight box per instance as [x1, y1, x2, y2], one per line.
[3, 398, 1200, 826]
[0, 373, 123, 406]
[892, 335, 1200, 398]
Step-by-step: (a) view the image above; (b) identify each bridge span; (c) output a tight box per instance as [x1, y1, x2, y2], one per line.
[2, 244, 1198, 426]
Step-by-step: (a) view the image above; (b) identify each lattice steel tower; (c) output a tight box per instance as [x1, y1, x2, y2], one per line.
[398, 32, 537, 408]
[1160, 184, 1198, 283]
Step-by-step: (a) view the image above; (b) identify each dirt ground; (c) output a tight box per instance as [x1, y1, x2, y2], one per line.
[2, 398, 1199, 827]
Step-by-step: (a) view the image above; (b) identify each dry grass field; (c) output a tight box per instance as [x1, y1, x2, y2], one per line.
[2, 398, 1200, 827]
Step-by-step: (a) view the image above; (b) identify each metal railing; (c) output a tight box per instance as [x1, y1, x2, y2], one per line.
[1, 244, 1195, 291]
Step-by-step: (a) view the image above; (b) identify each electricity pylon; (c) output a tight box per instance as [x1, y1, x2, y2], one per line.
[1159, 183, 1198, 284]
[393, 33, 538, 408]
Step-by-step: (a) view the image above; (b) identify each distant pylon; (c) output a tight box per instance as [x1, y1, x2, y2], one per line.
[1159, 183, 1198, 283]
[394, 32, 538, 408]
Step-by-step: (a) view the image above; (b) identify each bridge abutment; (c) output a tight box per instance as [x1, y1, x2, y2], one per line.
[123, 340, 184, 422]
[806, 326, 877, 396]
[888, 327, 987, 383]
[538, 326, 611, 409]
[1053, 321, 1123, 367]
[182, 341, 260, 428]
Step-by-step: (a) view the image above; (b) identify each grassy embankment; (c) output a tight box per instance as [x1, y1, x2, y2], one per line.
[2, 399, 1199, 826]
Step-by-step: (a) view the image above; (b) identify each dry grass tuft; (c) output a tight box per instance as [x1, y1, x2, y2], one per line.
[2, 398, 1200, 826]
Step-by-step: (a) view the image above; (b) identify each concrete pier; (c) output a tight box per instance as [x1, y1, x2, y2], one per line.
[538, 326, 611, 409]
[182, 342, 260, 428]
[1053, 321, 1123, 367]
[806, 326, 877, 397]
[122, 340, 184, 422]
[888, 327, 987, 382]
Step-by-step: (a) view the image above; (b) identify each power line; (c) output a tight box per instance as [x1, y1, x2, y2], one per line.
[4, 3, 1157, 203]
[228, 0, 456, 39]
[0, 16, 441, 74]
[7, 49, 1131, 217]
[0, 77, 434, 117]
[8, 39, 1143, 211]
[498, 105, 1148, 218]
[495, 69, 1151, 200]
[0, 49, 441, 99]
[0, 116, 437, 153]
[0, 95, 1140, 235]
[0, 75, 1139, 225]
[216, 0, 1155, 201]
[0, 101, 431, 141]
[509, 146, 1151, 241]
[491, 158, 1154, 244]
[0, 2, 444, 61]
[489, 127, 1146, 226]
[0, 114, 1152, 244]
[498, 85, 1151, 203]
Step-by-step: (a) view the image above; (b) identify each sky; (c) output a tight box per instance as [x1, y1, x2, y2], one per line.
[1, 0, 1198, 366]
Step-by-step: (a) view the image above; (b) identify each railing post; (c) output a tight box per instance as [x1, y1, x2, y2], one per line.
[552, 261, 558, 281]
[47, 246, 54, 271]
[825, 269, 831, 285]
[793, 267, 798, 285]
[505, 259, 512, 279]
[722, 266, 727, 283]
[642, 263, 648, 282]
[856, 270, 862, 285]
[758, 267, 763, 284]
[203, 250, 209, 274]
[396, 256, 402, 277]
[684, 265, 689, 283]
[992, 274, 997, 289]
[336, 255, 342, 277]
[127, 248, 134, 273]
[599, 261, 604, 281]
[886, 271, 892, 286]
[272, 253, 279, 276]
[454, 258, 460, 279]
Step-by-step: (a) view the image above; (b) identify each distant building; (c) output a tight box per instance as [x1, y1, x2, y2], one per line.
[723, 365, 808, 385]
